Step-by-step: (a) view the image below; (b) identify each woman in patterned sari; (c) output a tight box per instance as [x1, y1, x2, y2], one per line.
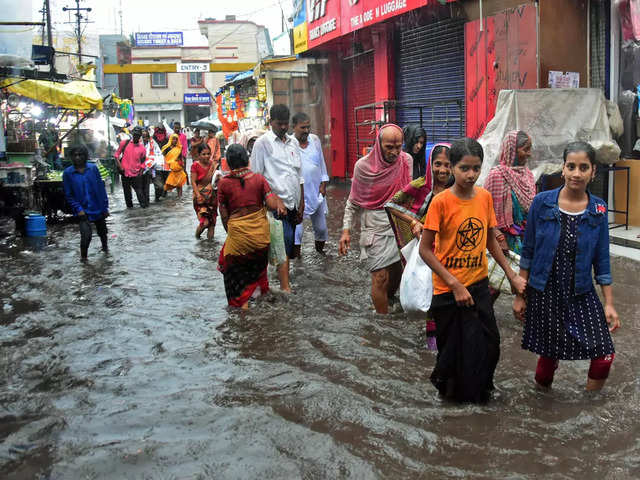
[217, 144, 286, 309]
[386, 143, 452, 248]
[386, 143, 451, 349]
[190, 143, 218, 240]
[483, 130, 536, 255]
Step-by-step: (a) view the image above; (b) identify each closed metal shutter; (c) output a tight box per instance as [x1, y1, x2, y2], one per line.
[345, 52, 375, 177]
[590, 0, 610, 97]
[396, 18, 466, 144]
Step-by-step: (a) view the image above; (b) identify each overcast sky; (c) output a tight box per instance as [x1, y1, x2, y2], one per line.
[33, 0, 293, 45]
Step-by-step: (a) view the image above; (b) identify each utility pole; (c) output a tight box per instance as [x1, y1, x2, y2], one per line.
[118, 0, 123, 37]
[39, 2, 46, 44]
[63, 0, 92, 64]
[45, 0, 53, 48]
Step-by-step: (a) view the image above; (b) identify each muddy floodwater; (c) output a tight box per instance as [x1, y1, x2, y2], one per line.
[1, 184, 639, 479]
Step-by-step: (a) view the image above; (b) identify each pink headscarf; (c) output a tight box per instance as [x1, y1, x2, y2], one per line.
[349, 124, 413, 210]
[483, 130, 536, 229]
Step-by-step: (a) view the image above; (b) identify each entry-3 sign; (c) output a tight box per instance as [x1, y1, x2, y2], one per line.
[177, 63, 210, 73]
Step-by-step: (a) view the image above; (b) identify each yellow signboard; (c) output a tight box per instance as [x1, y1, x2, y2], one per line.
[293, 21, 308, 54]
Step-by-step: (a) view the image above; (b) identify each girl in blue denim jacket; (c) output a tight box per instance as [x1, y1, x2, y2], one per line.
[513, 142, 621, 391]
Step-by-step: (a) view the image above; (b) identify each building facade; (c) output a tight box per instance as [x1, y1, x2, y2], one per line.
[131, 45, 213, 127]
[98, 34, 129, 95]
[198, 16, 266, 95]
[131, 17, 264, 128]
[294, 0, 610, 179]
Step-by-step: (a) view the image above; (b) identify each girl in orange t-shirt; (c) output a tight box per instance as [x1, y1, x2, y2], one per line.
[419, 137, 526, 403]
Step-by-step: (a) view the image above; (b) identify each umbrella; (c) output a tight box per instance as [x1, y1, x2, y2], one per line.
[190, 115, 221, 131]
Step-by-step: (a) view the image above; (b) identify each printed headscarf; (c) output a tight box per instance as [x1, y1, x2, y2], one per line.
[349, 124, 412, 210]
[483, 130, 536, 229]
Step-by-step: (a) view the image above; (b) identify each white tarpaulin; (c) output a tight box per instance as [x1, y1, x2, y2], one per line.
[478, 88, 621, 184]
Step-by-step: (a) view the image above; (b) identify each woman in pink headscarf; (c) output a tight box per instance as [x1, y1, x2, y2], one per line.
[339, 124, 413, 314]
[483, 130, 536, 255]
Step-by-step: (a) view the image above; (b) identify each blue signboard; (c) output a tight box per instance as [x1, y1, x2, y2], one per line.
[184, 93, 212, 105]
[135, 32, 183, 47]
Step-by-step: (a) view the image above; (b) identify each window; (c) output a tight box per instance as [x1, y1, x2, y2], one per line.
[188, 72, 204, 88]
[151, 72, 167, 88]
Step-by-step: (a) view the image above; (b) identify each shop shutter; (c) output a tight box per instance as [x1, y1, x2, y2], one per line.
[589, 0, 609, 97]
[396, 18, 466, 144]
[345, 52, 375, 177]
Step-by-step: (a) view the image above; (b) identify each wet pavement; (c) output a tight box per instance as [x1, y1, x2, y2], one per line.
[1, 183, 639, 479]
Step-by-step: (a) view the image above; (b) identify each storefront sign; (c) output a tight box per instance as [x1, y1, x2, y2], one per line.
[184, 93, 212, 105]
[135, 32, 183, 47]
[306, 0, 343, 50]
[177, 62, 210, 73]
[342, 0, 425, 34]
[295, 0, 432, 52]
[257, 77, 267, 102]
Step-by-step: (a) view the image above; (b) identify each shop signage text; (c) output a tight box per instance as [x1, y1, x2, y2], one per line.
[177, 62, 210, 73]
[135, 32, 183, 47]
[184, 93, 212, 105]
[295, 0, 425, 52]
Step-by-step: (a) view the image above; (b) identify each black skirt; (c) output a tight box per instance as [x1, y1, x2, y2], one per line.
[430, 278, 500, 403]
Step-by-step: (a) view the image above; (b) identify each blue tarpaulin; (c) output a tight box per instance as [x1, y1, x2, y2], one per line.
[223, 69, 254, 84]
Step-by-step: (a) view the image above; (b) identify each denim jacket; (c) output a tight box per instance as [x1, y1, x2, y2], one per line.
[519, 187, 611, 294]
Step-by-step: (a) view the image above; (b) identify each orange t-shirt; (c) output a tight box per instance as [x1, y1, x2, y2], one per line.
[423, 187, 497, 295]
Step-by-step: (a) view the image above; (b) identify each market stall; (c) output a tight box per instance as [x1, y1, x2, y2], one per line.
[213, 69, 268, 140]
[1, 67, 126, 219]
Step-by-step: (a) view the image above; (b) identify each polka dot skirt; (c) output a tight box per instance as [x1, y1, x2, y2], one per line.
[522, 211, 615, 360]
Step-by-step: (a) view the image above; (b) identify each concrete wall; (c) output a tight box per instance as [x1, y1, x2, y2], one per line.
[99, 34, 127, 93]
[199, 20, 263, 93]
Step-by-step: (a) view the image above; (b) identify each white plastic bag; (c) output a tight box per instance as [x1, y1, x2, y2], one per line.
[399, 238, 433, 313]
[267, 212, 287, 266]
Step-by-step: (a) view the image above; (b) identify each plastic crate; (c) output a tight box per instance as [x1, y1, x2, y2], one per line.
[0, 166, 35, 187]
[5, 153, 33, 166]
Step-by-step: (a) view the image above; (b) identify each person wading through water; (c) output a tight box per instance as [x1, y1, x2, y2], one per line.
[115, 125, 148, 208]
[291, 112, 330, 257]
[250, 104, 304, 293]
[339, 124, 412, 314]
[62, 144, 109, 261]
[190, 142, 218, 240]
[419, 137, 526, 403]
[386, 143, 452, 348]
[218, 144, 287, 309]
[513, 141, 620, 392]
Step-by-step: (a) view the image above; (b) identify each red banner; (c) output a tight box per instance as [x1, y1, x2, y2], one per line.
[341, 0, 425, 35]
[308, 0, 343, 49]
[306, 0, 458, 49]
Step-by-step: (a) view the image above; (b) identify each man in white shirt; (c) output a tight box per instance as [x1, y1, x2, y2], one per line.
[291, 112, 329, 257]
[250, 104, 304, 293]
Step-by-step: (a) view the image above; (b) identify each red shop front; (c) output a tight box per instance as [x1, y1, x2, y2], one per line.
[300, 0, 455, 178]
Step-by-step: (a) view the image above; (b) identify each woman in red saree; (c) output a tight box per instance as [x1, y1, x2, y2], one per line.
[190, 143, 218, 240]
[218, 144, 286, 309]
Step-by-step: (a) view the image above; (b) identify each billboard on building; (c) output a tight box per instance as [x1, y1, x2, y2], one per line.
[293, 0, 309, 54]
[135, 32, 183, 47]
[294, 0, 458, 52]
[184, 93, 212, 105]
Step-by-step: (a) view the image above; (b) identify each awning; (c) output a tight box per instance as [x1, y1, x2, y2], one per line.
[223, 69, 254, 84]
[134, 103, 182, 112]
[0, 69, 103, 111]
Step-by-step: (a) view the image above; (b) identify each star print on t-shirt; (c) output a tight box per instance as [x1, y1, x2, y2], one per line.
[456, 217, 484, 251]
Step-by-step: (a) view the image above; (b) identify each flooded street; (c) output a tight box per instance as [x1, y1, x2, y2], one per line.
[1, 183, 639, 479]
